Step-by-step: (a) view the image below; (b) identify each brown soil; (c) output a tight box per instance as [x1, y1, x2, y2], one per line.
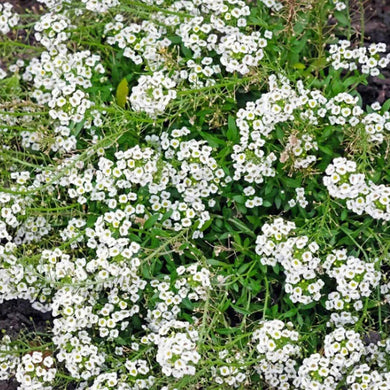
[0, 0, 42, 14]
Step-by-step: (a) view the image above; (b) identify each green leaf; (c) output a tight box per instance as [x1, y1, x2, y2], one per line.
[237, 263, 251, 274]
[334, 11, 349, 26]
[281, 176, 301, 188]
[275, 127, 284, 140]
[0, 76, 21, 95]
[293, 63, 306, 70]
[116, 77, 129, 108]
[143, 213, 160, 230]
[215, 327, 239, 334]
[228, 218, 256, 237]
[200, 217, 213, 231]
[227, 115, 238, 141]
[115, 337, 128, 345]
[168, 35, 181, 44]
[231, 303, 251, 315]
[299, 301, 317, 310]
[318, 145, 334, 156]
[206, 259, 231, 268]
[343, 76, 363, 88]
[232, 195, 245, 204]
[382, 98, 390, 113]
[200, 131, 225, 147]
[160, 209, 174, 223]
[281, 308, 297, 318]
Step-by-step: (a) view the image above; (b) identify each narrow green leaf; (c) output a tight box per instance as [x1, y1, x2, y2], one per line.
[116, 77, 129, 108]
[382, 98, 390, 113]
[227, 115, 238, 141]
[143, 213, 160, 229]
[228, 218, 256, 237]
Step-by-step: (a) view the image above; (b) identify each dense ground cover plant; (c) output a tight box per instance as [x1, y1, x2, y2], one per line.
[0, 0, 390, 388]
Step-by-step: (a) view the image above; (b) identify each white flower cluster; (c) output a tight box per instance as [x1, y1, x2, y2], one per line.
[217, 30, 269, 75]
[232, 75, 328, 184]
[173, 16, 216, 58]
[211, 349, 247, 388]
[255, 217, 296, 266]
[154, 321, 200, 378]
[181, 57, 221, 88]
[37, 216, 151, 380]
[37, 248, 84, 283]
[55, 128, 229, 235]
[104, 0, 272, 108]
[0, 144, 218, 383]
[346, 363, 390, 389]
[34, 12, 72, 49]
[15, 215, 52, 244]
[173, 0, 251, 54]
[146, 263, 211, 334]
[324, 327, 365, 368]
[232, 76, 294, 183]
[0, 242, 41, 304]
[129, 71, 177, 117]
[23, 46, 104, 152]
[329, 40, 390, 77]
[256, 219, 324, 304]
[282, 236, 324, 304]
[104, 16, 171, 70]
[51, 281, 144, 378]
[325, 92, 363, 126]
[298, 352, 339, 390]
[260, 0, 283, 11]
[81, 0, 119, 13]
[242, 186, 263, 208]
[0, 335, 19, 380]
[288, 187, 308, 208]
[0, 171, 53, 246]
[194, 0, 250, 21]
[281, 133, 318, 170]
[324, 157, 390, 221]
[55, 330, 106, 380]
[298, 328, 365, 390]
[324, 94, 390, 143]
[256, 217, 382, 309]
[0, 192, 29, 244]
[0, 2, 19, 35]
[332, 0, 347, 11]
[362, 102, 390, 143]
[25, 47, 104, 124]
[324, 249, 381, 313]
[15, 351, 56, 390]
[252, 320, 300, 389]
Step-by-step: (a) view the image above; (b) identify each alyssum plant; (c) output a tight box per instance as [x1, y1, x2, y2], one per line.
[0, 0, 390, 389]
